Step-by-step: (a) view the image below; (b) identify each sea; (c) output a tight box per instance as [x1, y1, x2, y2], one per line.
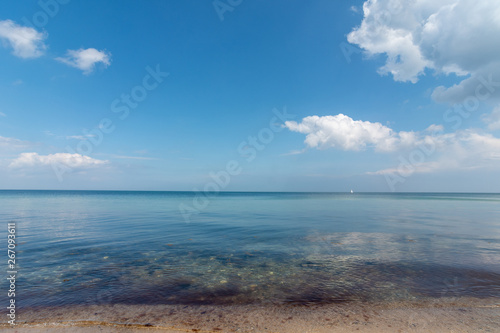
[1, 190, 499, 309]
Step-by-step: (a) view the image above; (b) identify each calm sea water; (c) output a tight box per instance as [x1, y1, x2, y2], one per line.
[1, 191, 499, 308]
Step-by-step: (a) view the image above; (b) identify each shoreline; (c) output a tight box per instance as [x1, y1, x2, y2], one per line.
[4, 298, 499, 332]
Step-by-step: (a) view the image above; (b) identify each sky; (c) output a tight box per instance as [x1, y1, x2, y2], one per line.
[1, 0, 500, 192]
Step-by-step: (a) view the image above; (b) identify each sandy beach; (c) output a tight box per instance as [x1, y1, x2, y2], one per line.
[4, 298, 499, 333]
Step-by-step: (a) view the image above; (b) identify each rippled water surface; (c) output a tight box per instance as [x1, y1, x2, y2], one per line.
[1, 191, 499, 308]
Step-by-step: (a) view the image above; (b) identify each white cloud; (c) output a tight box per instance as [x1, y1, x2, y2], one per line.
[347, 0, 500, 103]
[0, 20, 47, 58]
[0, 112, 6, 117]
[280, 149, 307, 156]
[66, 135, 86, 140]
[482, 107, 500, 131]
[425, 124, 444, 133]
[368, 130, 500, 175]
[285, 114, 408, 152]
[66, 134, 96, 140]
[9, 152, 109, 169]
[0, 136, 32, 150]
[367, 162, 444, 175]
[286, 114, 500, 174]
[56, 48, 111, 74]
[350, 6, 360, 13]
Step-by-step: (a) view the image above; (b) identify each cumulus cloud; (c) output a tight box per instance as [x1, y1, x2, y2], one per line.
[286, 114, 500, 174]
[0, 20, 47, 58]
[347, 0, 500, 103]
[9, 152, 109, 169]
[285, 114, 415, 152]
[56, 48, 111, 74]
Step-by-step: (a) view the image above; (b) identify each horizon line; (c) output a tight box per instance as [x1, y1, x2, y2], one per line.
[0, 189, 499, 194]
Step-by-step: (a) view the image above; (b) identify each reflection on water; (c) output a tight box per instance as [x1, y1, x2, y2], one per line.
[0, 191, 499, 308]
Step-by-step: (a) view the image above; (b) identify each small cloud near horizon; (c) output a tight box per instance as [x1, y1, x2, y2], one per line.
[9, 152, 109, 169]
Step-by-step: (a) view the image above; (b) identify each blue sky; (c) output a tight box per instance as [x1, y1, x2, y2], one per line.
[1, 0, 500, 191]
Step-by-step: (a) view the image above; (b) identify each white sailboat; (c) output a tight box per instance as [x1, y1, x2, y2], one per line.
[350, 189, 354, 194]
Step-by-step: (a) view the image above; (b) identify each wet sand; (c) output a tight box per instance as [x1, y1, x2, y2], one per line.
[3, 298, 499, 333]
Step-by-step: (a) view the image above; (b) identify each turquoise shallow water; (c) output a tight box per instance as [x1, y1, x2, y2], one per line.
[1, 191, 499, 308]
